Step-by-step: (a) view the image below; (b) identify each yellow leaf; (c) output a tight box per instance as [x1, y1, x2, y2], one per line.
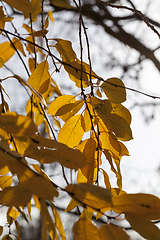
[3, 0, 32, 18]
[27, 200, 32, 220]
[0, 57, 4, 68]
[80, 138, 97, 182]
[26, 29, 48, 37]
[33, 194, 41, 210]
[48, 10, 54, 23]
[73, 218, 101, 240]
[0, 41, 15, 62]
[0, 166, 10, 175]
[54, 38, 77, 62]
[28, 58, 36, 73]
[0, 225, 3, 236]
[112, 193, 160, 220]
[28, 60, 51, 99]
[0, 176, 12, 189]
[44, 16, 49, 29]
[51, 202, 66, 240]
[101, 78, 126, 103]
[48, 95, 75, 116]
[125, 212, 160, 240]
[65, 183, 112, 212]
[25, 146, 86, 171]
[111, 103, 131, 125]
[111, 188, 126, 198]
[65, 198, 79, 212]
[103, 149, 119, 180]
[58, 114, 84, 148]
[64, 60, 90, 88]
[15, 220, 21, 239]
[101, 169, 111, 190]
[50, 0, 73, 9]
[26, 36, 35, 53]
[0, 185, 32, 207]
[82, 109, 92, 132]
[8, 207, 20, 221]
[40, 199, 58, 240]
[99, 224, 129, 240]
[0, 112, 37, 137]
[30, 0, 41, 20]
[96, 105, 132, 141]
[12, 37, 26, 56]
[60, 100, 84, 122]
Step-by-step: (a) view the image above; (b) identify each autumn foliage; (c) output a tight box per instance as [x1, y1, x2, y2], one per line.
[0, 0, 159, 240]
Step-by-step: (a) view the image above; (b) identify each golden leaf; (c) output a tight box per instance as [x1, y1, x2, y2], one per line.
[51, 202, 66, 240]
[26, 29, 48, 37]
[99, 224, 129, 240]
[0, 225, 3, 236]
[65, 183, 112, 211]
[8, 207, 20, 221]
[0, 41, 15, 63]
[28, 60, 51, 99]
[2, 0, 32, 18]
[0, 176, 12, 189]
[101, 78, 126, 103]
[58, 114, 84, 148]
[40, 199, 58, 240]
[0, 112, 37, 137]
[125, 212, 160, 240]
[112, 193, 160, 220]
[0, 185, 32, 207]
[12, 37, 26, 56]
[73, 218, 101, 240]
[48, 95, 75, 116]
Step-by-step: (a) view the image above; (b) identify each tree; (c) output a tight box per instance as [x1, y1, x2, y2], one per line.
[0, 0, 160, 240]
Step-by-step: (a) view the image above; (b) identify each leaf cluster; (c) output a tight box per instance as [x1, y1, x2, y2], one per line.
[0, 1, 159, 240]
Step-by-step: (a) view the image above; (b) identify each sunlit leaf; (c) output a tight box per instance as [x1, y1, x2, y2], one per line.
[26, 29, 48, 37]
[3, 0, 32, 18]
[51, 202, 66, 240]
[48, 95, 75, 116]
[15, 220, 21, 239]
[99, 224, 129, 240]
[25, 146, 86, 170]
[28, 60, 51, 99]
[96, 104, 132, 141]
[0, 112, 37, 137]
[50, 0, 73, 9]
[12, 37, 26, 56]
[54, 38, 77, 62]
[112, 193, 160, 220]
[8, 207, 20, 221]
[28, 58, 36, 73]
[101, 78, 126, 103]
[0, 41, 15, 62]
[0, 176, 12, 189]
[0, 185, 32, 207]
[58, 114, 84, 148]
[40, 199, 58, 240]
[73, 218, 101, 240]
[65, 183, 112, 212]
[65, 198, 79, 212]
[125, 212, 160, 240]
[0, 57, 4, 68]
[0, 226, 3, 236]
[111, 103, 131, 125]
[80, 138, 97, 182]
[101, 169, 111, 190]
[64, 60, 90, 88]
